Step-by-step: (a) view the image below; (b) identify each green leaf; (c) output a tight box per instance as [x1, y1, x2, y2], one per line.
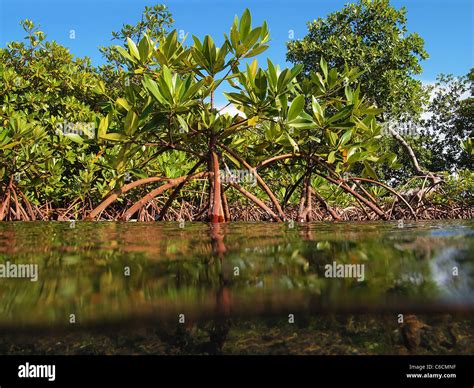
[161, 66, 173, 92]
[176, 115, 189, 133]
[320, 57, 328, 80]
[363, 161, 378, 179]
[327, 105, 354, 124]
[359, 107, 384, 115]
[94, 80, 106, 94]
[239, 9, 251, 40]
[127, 37, 140, 60]
[267, 59, 277, 86]
[64, 133, 84, 144]
[244, 27, 261, 48]
[311, 96, 324, 122]
[138, 35, 151, 62]
[288, 111, 315, 129]
[116, 98, 131, 111]
[327, 150, 336, 164]
[345, 85, 353, 102]
[224, 92, 253, 105]
[246, 44, 268, 58]
[124, 110, 139, 136]
[230, 25, 240, 49]
[0, 141, 21, 150]
[287, 94, 305, 122]
[100, 133, 126, 141]
[98, 114, 111, 137]
[143, 76, 164, 103]
[115, 46, 135, 63]
[347, 151, 368, 164]
[339, 130, 352, 147]
[181, 78, 204, 101]
[223, 151, 241, 167]
[347, 146, 358, 160]
[328, 68, 338, 87]
[326, 130, 338, 147]
[286, 132, 299, 152]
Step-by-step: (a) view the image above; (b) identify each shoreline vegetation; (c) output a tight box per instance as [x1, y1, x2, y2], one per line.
[1, 197, 472, 222]
[1, 166, 472, 221]
[1, 2, 473, 224]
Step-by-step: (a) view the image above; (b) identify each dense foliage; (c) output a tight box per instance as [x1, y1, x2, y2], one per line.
[0, 4, 472, 222]
[287, 0, 428, 120]
[285, 0, 472, 180]
[417, 72, 473, 172]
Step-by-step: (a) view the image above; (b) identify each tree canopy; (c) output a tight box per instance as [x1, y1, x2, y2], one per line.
[287, 0, 429, 120]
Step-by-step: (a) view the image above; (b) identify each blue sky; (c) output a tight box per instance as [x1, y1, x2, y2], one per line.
[1, 0, 472, 106]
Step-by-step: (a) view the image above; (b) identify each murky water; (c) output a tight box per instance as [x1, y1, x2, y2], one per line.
[0, 220, 472, 331]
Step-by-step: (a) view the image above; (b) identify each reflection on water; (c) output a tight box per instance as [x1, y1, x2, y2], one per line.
[0, 220, 472, 329]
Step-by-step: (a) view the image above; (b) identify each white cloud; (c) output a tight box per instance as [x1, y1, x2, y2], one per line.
[216, 104, 246, 118]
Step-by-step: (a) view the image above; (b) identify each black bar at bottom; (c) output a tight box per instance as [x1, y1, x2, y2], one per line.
[0, 355, 471, 387]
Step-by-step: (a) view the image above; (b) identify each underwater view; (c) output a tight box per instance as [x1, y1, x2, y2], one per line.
[0, 220, 472, 355]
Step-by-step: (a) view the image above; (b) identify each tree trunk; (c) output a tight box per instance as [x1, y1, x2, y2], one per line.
[86, 176, 169, 220]
[218, 143, 286, 220]
[298, 171, 312, 222]
[312, 187, 341, 221]
[228, 181, 281, 222]
[221, 187, 231, 221]
[208, 150, 225, 223]
[389, 127, 441, 184]
[122, 173, 209, 220]
[157, 159, 203, 220]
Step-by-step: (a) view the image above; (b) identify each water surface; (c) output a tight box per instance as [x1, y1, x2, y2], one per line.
[0, 220, 472, 330]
